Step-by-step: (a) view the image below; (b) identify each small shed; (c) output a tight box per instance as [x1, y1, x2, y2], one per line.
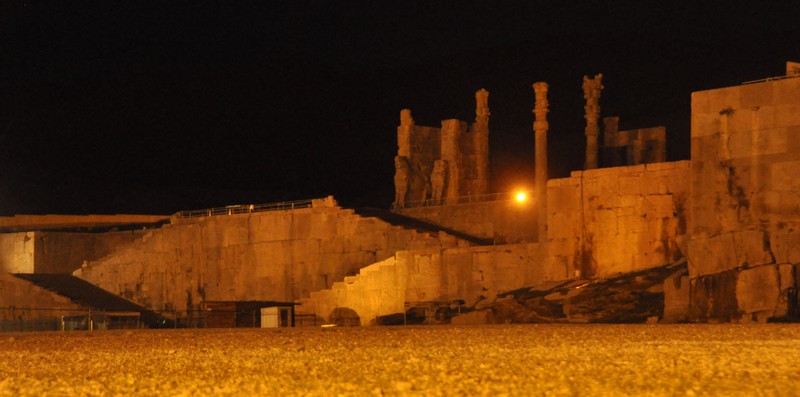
[201, 301, 296, 328]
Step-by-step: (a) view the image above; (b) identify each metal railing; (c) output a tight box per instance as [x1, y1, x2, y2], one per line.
[742, 72, 800, 85]
[393, 192, 513, 210]
[175, 199, 314, 219]
[0, 307, 141, 332]
[0, 307, 319, 332]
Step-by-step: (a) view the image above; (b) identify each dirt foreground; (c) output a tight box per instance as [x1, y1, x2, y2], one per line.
[1, 324, 799, 396]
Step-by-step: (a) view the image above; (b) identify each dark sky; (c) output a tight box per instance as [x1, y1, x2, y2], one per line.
[2, 1, 799, 215]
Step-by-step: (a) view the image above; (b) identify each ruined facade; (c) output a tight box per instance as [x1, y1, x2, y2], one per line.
[685, 63, 800, 322]
[3, 63, 800, 327]
[602, 117, 667, 167]
[393, 89, 490, 208]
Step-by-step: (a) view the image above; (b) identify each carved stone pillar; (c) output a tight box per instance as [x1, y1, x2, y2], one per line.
[582, 74, 603, 170]
[473, 89, 490, 196]
[440, 119, 461, 204]
[533, 82, 549, 241]
[394, 109, 415, 208]
[394, 156, 410, 208]
[397, 109, 414, 159]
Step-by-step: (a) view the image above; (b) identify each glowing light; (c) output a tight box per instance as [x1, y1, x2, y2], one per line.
[515, 191, 527, 203]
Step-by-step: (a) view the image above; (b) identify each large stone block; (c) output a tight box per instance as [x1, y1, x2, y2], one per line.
[644, 194, 675, 219]
[736, 265, 780, 316]
[662, 267, 689, 323]
[770, 230, 800, 264]
[775, 264, 798, 318]
[687, 233, 738, 277]
[732, 230, 774, 267]
[739, 82, 774, 108]
[618, 174, 643, 195]
[773, 77, 800, 105]
[689, 268, 739, 322]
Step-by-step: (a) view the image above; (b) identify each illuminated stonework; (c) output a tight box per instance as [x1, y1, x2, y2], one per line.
[393, 89, 490, 208]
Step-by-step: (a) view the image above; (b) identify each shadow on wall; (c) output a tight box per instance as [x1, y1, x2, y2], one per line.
[329, 307, 360, 326]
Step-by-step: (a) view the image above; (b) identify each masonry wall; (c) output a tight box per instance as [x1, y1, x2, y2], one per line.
[687, 75, 800, 322]
[394, 198, 538, 243]
[301, 242, 557, 325]
[0, 233, 35, 273]
[547, 161, 691, 278]
[0, 273, 87, 320]
[76, 200, 465, 314]
[34, 231, 146, 274]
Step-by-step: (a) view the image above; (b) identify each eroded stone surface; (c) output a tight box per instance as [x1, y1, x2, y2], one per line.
[736, 265, 780, 317]
[583, 74, 603, 170]
[533, 82, 550, 240]
[662, 267, 690, 323]
[393, 90, 489, 208]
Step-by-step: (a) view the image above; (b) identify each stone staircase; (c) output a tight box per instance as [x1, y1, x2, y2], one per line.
[13, 273, 171, 327]
[298, 256, 405, 326]
[354, 207, 493, 246]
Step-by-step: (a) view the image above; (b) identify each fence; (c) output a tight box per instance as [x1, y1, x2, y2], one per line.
[0, 307, 141, 332]
[175, 199, 315, 219]
[742, 72, 800, 85]
[392, 192, 513, 210]
[0, 307, 319, 332]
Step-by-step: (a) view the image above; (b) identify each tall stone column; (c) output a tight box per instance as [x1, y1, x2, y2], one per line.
[397, 109, 414, 158]
[533, 82, 549, 241]
[582, 74, 604, 170]
[473, 88, 490, 196]
[394, 109, 414, 208]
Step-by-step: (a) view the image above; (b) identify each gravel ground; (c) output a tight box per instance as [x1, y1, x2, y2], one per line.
[1, 324, 799, 396]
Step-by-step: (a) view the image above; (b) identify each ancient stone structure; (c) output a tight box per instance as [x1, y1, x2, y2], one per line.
[582, 74, 604, 170]
[75, 198, 471, 313]
[786, 61, 799, 76]
[602, 116, 667, 167]
[686, 66, 800, 322]
[393, 90, 490, 208]
[393, 156, 411, 207]
[0, 272, 88, 321]
[430, 160, 447, 202]
[533, 82, 549, 240]
[4, 63, 800, 327]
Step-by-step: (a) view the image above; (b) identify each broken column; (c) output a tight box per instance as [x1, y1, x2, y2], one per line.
[582, 74, 603, 170]
[533, 82, 549, 241]
[440, 119, 462, 204]
[602, 116, 621, 167]
[394, 109, 414, 208]
[473, 88, 490, 196]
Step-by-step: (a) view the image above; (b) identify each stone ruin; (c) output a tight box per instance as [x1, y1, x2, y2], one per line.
[393, 89, 490, 208]
[602, 117, 667, 167]
[3, 62, 800, 327]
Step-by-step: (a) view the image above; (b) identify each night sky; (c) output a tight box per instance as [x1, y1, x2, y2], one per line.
[2, 1, 799, 215]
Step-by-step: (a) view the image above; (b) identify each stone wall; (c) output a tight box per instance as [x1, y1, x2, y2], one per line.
[547, 161, 690, 278]
[76, 199, 467, 314]
[0, 231, 144, 274]
[0, 233, 35, 273]
[686, 72, 800, 322]
[35, 231, 146, 274]
[393, 198, 538, 243]
[0, 273, 87, 320]
[301, 242, 557, 325]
